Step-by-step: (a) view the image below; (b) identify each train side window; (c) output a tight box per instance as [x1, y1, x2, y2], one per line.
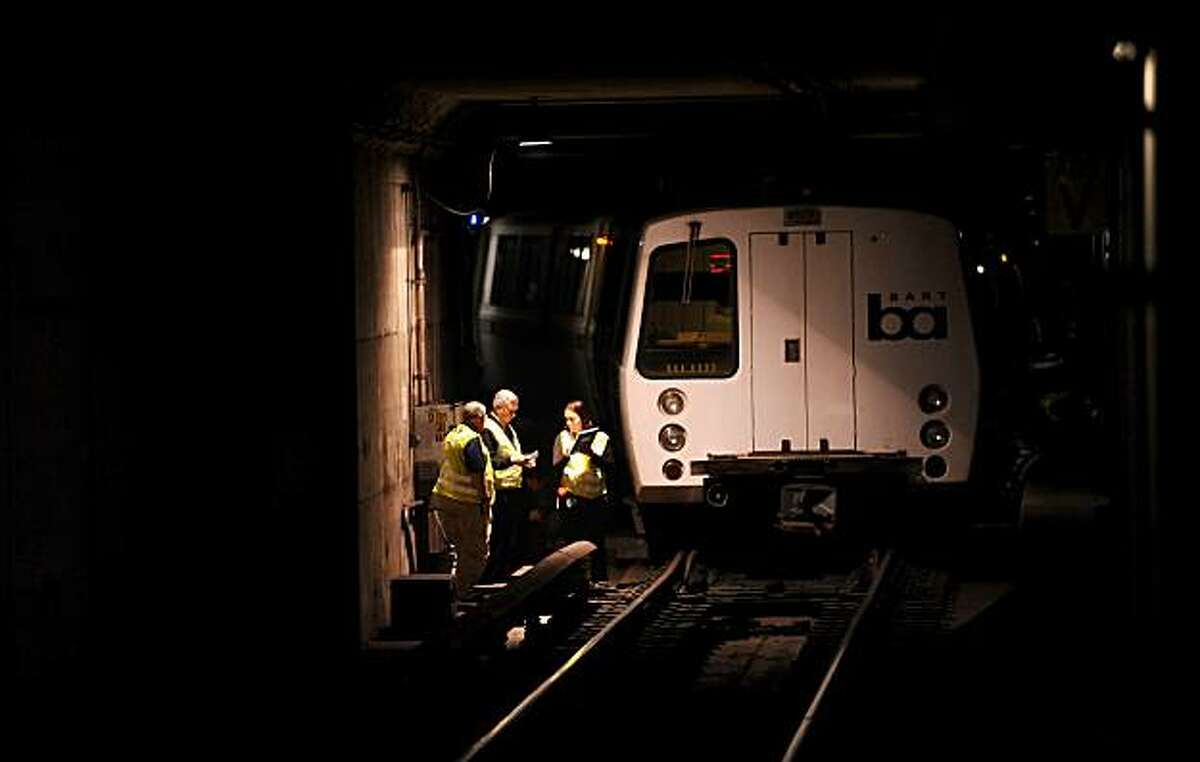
[636, 239, 738, 378]
[490, 234, 550, 309]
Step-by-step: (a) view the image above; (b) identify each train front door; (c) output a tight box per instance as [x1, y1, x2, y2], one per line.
[750, 233, 808, 451]
[802, 231, 855, 450]
[750, 231, 856, 452]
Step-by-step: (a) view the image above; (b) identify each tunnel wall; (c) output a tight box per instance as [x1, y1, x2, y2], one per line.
[354, 142, 417, 642]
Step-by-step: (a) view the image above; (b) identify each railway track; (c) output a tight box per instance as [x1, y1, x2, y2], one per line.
[460, 546, 906, 761]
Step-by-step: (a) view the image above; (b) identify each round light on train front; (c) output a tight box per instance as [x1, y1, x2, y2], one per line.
[658, 388, 686, 416]
[659, 424, 687, 452]
[705, 482, 730, 507]
[924, 456, 948, 479]
[918, 384, 950, 414]
[663, 460, 684, 481]
[920, 420, 951, 450]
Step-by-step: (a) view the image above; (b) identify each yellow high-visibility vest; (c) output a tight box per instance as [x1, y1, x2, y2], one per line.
[433, 423, 495, 504]
[558, 429, 609, 499]
[484, 415, 524, 490]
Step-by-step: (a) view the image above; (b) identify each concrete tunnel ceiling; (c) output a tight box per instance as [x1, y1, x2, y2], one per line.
[354, 24, 1150, 220]
[360, 25, 1140, 147]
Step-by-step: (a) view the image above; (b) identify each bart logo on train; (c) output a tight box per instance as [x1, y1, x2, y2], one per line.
[867, 292, 949, 341]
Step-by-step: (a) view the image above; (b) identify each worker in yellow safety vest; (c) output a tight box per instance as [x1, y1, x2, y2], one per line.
[552, 399, 612, 581]
[431, 400, 494, 592]
[480, 389, 539, 582]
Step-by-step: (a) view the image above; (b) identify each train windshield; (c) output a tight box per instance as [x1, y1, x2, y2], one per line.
[637, 238, 738, 378]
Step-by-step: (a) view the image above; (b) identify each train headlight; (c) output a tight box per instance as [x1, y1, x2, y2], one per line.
[659, 424, 687, 452]
[663, 460, 684, 480]
[920, 420, 951, 449]
[918, 384, 949, 414]
[658, 388, 686, 416]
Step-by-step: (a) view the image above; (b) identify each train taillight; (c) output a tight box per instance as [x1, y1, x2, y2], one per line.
[663, 460, 684, 480]
[924, 456, 948, 479]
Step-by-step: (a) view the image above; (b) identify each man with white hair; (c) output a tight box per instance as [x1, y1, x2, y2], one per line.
[431, 401, 494, 593]
[480, 389, 538, 581]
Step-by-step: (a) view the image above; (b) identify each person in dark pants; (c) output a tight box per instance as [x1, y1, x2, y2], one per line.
[552, 400, 612, 582]
[430, 401, 494, 593]
[480, 389, 537, 582]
